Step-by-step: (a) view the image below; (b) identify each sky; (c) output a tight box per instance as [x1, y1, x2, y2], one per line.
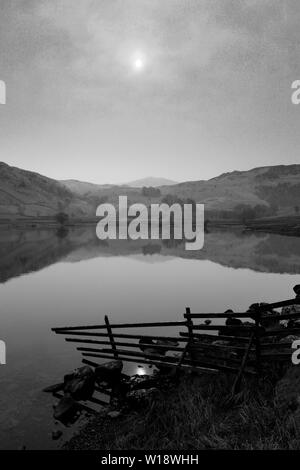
[0, 0, 299, 184]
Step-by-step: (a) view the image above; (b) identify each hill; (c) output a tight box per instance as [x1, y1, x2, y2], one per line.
[0, 162, 92, 219]
[0, 162, 299, 220]
[60, 179, 115, 197]
[125, 177, 178, 188]
[160, 165, 300, 216]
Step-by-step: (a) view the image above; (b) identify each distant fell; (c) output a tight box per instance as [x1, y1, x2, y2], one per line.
[125, 177, 178, 188]
[61, 179, 115, 196]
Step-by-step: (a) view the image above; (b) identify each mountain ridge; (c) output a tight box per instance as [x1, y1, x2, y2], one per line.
[124, 177, 178, 188]
[0, 161, 299, 219]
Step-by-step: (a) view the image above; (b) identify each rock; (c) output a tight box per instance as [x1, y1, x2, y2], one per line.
[111, 378, 131, 398]
[107, 411, 121, 419]
[223, 310, 244, 330]
[154, 351, 179, 375]
[293, 285, 300, 297]
[225, 317, 242, 326]
[126, 387, 160, 408]
[139, 337, 156, 352]
[43, 383, 64, 394]
[110, 396, 122, 409]
[64, 377, 95, 401]
[247, 303, 260, 316]
[281, 303, 300, 329]
[64, 366, 95, 400]
[143, 347, 162, 357]
[129, 374, 158, 391]
[140, 338, 179, 356]
[53, 395, 78, 422]
[279, 335, 300, 344]
[51, 429, 63, 440]
[64, 365, 93, 383]
[95, 360, 123, 385]
[289, 320, 300, 329]
[153, 339, 179, 355]
[64, 371, 76, 383]
[282, 305, 300, 315]
[218, 324, 247, 338]
[155, 364, 177, 375]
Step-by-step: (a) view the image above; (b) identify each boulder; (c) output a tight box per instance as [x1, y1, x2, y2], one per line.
[95, 360, 123, 385]
[293, 285, 300, 297]
[154, 351, 179, 375]
[129, 374, 158, 391]
[279, 335, 300, 344]
[43, 383, 64, 394]
[281, 305, 300, 316]
[53, 395, 78, 422]
[143, 347, 162, 357]
[65, 364, 93, 380]
[225, 317, 242, 327]
[64, 366, 95, 400]
[150, 339, 180, 356]
[218, 324, 249, 338]
[51, 429, 63, 440]
[139, 337, 156, 352]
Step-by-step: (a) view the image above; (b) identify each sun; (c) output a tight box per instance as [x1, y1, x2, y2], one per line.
[134, 58, 144, 70]
[131, 52, 146, 72]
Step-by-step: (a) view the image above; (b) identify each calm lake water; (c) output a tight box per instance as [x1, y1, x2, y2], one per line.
[0, 226, 299, 449]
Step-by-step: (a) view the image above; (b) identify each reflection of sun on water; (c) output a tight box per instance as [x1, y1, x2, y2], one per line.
[136, 366, 147, 376]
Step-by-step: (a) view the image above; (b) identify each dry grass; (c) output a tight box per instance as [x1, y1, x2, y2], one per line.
[66, 370, 300, 450]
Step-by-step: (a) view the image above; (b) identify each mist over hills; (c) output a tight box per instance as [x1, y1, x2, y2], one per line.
[0, 161, 299, 219]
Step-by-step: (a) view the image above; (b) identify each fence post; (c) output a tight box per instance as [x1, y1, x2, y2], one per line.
[254, 308, 261, 374]
[231, 331, 255, 394]
[105, 315, 118, 359]
[185, 307, 195, 362]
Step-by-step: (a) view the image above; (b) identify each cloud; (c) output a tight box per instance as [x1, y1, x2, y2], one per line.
[0, 0, 299, 183]
[2, 0, 284, 113]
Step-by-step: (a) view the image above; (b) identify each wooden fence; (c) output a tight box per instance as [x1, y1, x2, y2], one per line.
[52, 285, 300, 394]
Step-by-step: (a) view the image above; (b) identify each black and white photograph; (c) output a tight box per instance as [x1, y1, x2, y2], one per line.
[0, 0, 300, 460]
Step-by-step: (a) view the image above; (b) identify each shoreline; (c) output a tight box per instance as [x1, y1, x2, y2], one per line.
[64, 369, 300, 451]
[0, 216, 299, 239]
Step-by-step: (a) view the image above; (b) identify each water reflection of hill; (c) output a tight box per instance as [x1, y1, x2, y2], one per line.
[0, 227, 299, 283]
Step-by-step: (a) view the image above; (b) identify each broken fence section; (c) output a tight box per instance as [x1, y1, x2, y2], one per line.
[52, 284, 300, 395]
